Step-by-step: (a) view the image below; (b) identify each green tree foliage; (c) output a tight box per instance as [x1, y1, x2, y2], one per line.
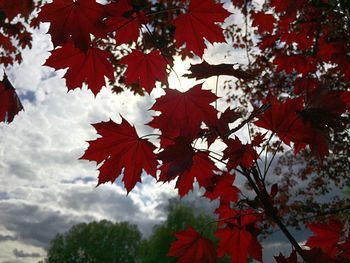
[42, 200, 230, 263]
[140, 199, 229, 263]
[44, 220, 142, 263]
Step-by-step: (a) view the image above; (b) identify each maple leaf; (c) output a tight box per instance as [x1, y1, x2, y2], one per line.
[80, 117, 158, 193]
[254, 95, 333, 158]
[339, 236, 350, 260]
[273, 53, 317, 75]
[340, 92, 350, 110]
[205, 107, 241, 146]
[184, 60, 255, 80]
[293, 77, 317, 95]
[149, 85, 217, 138]
[0, 74, 23, 123]
[158, 136, 216, 196]
[251, 12, 275, 34]
[274, 250, 297, 263]
[213, 107, 241, 137]
[306, 218, 343, 258]
[258, 34, 279, 50]
[299, 87, 349, 133]
[279, 30, 314, 51]
[172, 0, 231, 56]
[296, 87, 349, 158]
[204, 172, 240, 204]
[269, 0, 291, 13]
[223, 137, 257, 169]
[120, 49, 167, 93]
[214, 209, 262, 263]
[0, 0, 34, 20]
[38, 0, 105, 50]
[45, 41, 114, 96]
[105, 0, 147, 45]
[317, 36, 338, 62]
[304, 248, 348, 263]
[167, 226, 218, 263]
[254, 95, 305, 145]
[251, 133, 266, 147]
[0, 33, 16, 53]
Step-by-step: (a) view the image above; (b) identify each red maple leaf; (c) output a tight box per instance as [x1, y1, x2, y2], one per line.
[158, 136, 216, 196]
[317, 36, 338, 62]
[120, 49, 167, 93]
[298, 87, 349, 137]
[274, 250, 297, 263]
[270, 0, 294, 13]
[168, 226, 218, 263]
[105, 0, 148, 45]
[45, 41, 114, 96]
[304, 248, 348, 263]
[279, 30, 314, 51]
[339, 236, 350, 260]
[149, 85, 217, 138]
[204, 172, 240, 204]
[255, 95, 333, 157]
[172, 0, 231, 56]
[214, 209, 262, 263]
[0, 0, 34, 20]
[184, 60, 255, 80]
[213, 107, 241, 137]
[306, 218, 343, 258]
[296, 87, 349, 158]
[340, 92, 350, 110]
[204, 107, 241, 146]
[251, 133, 266, 147]
[258, 34, 279, 50]
[251, 12, 275, 34]
[293, 77, 317, 95]
[38, 0, 105, 50]
[273, 54, 317, 75]
[254, 95, 305, 145]
[0, 33, 16, 55]
[80, 117, 158, 193]
[0, 74, 23, 123]
[223, 137, 257, 169]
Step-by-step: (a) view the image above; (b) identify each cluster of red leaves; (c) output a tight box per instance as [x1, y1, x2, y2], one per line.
[0, 0, 39, 66]
[1, 0, 350, 262]
[35, 0, 231, 95]
[167, 226, 217, 263]
[276, 218, 350, 262]
[253, 0, 350, 80]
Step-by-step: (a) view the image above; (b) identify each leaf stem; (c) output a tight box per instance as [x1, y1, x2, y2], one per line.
[143, 24, 183, 90]
[199, 212, 260, 235]
[145, 7, 185, 17]
[241, 167, 309, 262]
[215, 76, 219, 110]
[139, 133, 169, 140]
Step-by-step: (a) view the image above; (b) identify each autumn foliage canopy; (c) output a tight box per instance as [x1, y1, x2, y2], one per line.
[1, 0, 350, 262]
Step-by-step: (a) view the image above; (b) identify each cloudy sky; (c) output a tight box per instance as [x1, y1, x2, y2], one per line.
[0, 3, 310, 262]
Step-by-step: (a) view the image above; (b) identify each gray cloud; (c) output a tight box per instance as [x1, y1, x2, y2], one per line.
[0, 181, 173, 252]
[0, 192, 10, 200]
[13, 249, 41, 258]
[19, 91, 36, 104]
[60, 176, 96, 184]
[0, 234, 17, 242]
[0, 201, 88, 248]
